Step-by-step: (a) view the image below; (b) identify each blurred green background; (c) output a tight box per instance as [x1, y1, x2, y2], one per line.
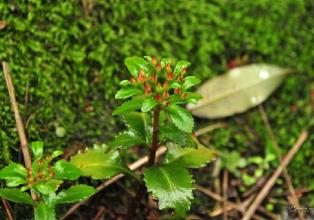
[0, 0, 313, 210]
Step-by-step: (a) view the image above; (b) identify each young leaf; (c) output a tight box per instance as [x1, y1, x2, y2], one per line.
[164, 143, 217, 168]
[112, 99, 143, 115]
[119, 80, 131, 86]
[31, 141, 44, 159]
[183, 76, 200, 90]
[70, 149, 131, 179]
[144, 163, 194, 217]
[115, 88, 142, 99]
[188, 64, 292, 118]
[168, 104, 194, 133]
[174, 60, 190, 76]
[0, 189, 33, 205]
[34, 201, 56, 220]
[108, 132, 144, 150]
[0, 163, 27, 187]
[141, 97, 158, 112]
[123, 112, 151, 140]
[53, 160, 81, 180]
[55, 185, 96, 204]
[159, 124, 187, 146]
[34, 183, 55, 195]
[124, 57, 150, 77]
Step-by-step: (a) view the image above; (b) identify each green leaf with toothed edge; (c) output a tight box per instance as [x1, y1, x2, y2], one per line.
[168, 104, 194, 133]
[112, 99, 143, 115]
[124, 57, 151, 77]
[31, 141, 44, 159]
[0, 189, 33, 205]
[183, 76, 201, 90]
[53, 160, 81, 180]
[55, 185, 96, 204]
[164, 143, 217, 168]
[0, 163, 27, 187]
[141, 97, 158, 112]
[70, 149, 131, 179]
[159, 123, 187, 146]
[115, 87, 142, 99]
[174, 60, 190, 76]
[144, 163, 194, 217]
[108, 131, 144, 150]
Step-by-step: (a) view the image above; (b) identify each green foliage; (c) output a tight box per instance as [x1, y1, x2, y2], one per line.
[35, 202, 55, 220]
[0, 189, 33, 205]
[55, 185, 96, 204]
[70, 148, 131, 179]
[168, 104, 194, 133]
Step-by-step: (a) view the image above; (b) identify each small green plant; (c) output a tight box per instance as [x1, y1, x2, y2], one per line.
[0, 141, 96, 220]
[71, 56, 216, 218]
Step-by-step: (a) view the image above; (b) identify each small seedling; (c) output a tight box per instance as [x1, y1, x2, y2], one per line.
[0, 141, 96, 220]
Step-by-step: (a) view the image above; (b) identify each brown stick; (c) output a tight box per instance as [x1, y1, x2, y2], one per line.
[241, 130, 308, 220]
[1, 198, 14, 220]
[223, 170, 228, 220]
[259, 105, 304, 220]
[2, 62, 36, 201]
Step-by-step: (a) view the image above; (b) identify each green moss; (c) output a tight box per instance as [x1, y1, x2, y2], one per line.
[0, 0, 313, 206]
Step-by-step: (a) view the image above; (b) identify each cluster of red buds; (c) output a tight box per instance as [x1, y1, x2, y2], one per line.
[26, 155, 55, 187]
[129, 56, 189, 106]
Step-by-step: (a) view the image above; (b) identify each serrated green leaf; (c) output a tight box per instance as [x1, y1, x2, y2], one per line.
[144, 163, 194, 217]
[53, 160, 81, 180]
[51, 150, 63, 159]
[34, 183, 55, 195]
[141, 97, 158, 112]
[186, 92, 202, 104]
[115, 88, 142, 99]
[169, 82, 181, 89]
[124, 57, 150, 77]
[119, 80, 131, 86]
[174, 60, 190, 76]
[70, 149, 130, 179]
[168, 104, 194, 133]
[0, 163, 27, 187]
[112, 99, 143, 115]
[159, 124, 187, 146]
[0, 189, 33, 205]
[183, 76, 200, 90]
[31, 141, 44, 159]
[55, 185, 96, 204]
[123, 112, 151, 141]
[34, 201, 56, 220]
[164, 143, 217, 168]
[188, 64, 292, 118]
[109, 132, 144, 150]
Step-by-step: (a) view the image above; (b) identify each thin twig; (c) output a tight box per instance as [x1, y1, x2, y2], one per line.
[223, 170, 228, 220]
[242, 130, 308, 220]
[2, 62, 36, 201]
[1, 198, 14, 220]
[259, 105, 304, 220]
[194, 122, 227, 136]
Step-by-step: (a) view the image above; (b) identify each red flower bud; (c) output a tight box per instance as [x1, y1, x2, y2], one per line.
[152, 56, 157, 65]
[174, 88, 181, 94]
[137, 70, 146, 83]
[155, 93, 162, 102]
[163, 91, 169, 99]
[156, 63, 162, 71]
[181, 67, 187, 74]
[144, 82, 151, 96]
[166, 63, 172, 72]
[151, 74, 157, 83]
[178, 75, 183, 82]
[130, 78, 136, 84]
[166, 72, 174, 80]
[163, 81, 168, 90]
[164, 100, 170, 107]
[181, 93, 188, 98]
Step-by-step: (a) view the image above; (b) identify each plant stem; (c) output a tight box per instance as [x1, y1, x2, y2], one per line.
[125, 106, 161, 219]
